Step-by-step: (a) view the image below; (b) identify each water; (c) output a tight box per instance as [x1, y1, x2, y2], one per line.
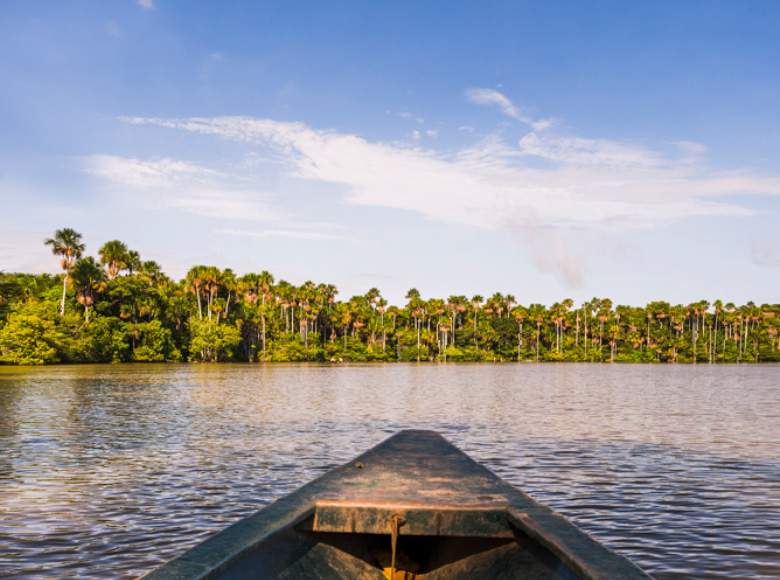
[0, 363, 778, 579]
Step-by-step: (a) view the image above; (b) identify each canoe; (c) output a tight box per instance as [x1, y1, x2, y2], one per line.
[139, 430, 653, 580]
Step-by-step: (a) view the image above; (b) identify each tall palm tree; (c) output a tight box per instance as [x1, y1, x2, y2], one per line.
[471, 295, 483, 329]
[377, 298, 387, 351]
[222, 268, 237, 318]
[140, 260, 163, 284]
[513, 306, 526, 360]
[258, 271, 276, 360]
[203, 266, 222, 321]
[186, 265, 206, 319]
[125, 250, 142, 275]
[69, 257, 107, 323]
[365, 287, 381, 308]
[44, 228, 85, 315]
[98, 240, 128, 279]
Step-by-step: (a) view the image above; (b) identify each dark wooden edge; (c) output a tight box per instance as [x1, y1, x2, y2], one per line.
[138, 503, 316, 580]
[506, 509, 654, 580]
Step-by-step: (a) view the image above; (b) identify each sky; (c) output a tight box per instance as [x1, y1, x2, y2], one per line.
[2, 0, 780, 306]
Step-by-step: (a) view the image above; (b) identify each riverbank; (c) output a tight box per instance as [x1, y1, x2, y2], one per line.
[3, 271, 779, 366]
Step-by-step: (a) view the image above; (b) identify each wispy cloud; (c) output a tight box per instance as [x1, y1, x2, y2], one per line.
[518, 132, 660, 168]
[105, 22, 120, 37]
[466, 88, 552, 130]
[119, 114, 780, 286]
[83, 154, 285, 222]
[84, 155, 221, 188]
[217, 229, 357, 241]
[0, 231, 62, 273]
[672, 141, 708, 154]
[398, 112, 424, 123]
[164, 195, 284, 222]
[137, 0, 154, 9]
[751, 234, 780, 267]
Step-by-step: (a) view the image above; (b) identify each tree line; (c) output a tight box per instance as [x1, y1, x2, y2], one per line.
[1, 228, 779, 365]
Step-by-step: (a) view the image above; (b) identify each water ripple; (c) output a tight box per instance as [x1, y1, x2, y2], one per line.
[0, 363, 778, 579]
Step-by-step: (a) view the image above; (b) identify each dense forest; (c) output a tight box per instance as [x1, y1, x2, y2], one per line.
[1, 229, 779, 365]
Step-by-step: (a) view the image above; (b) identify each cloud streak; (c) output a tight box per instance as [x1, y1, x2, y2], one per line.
[466, 88, 553, 130]
[114, 113, 780, 286]
[217, 229, 357, 241]
[83, 154, 286, 222]
[121, 115, 768, 228]
[751, 234, 780, 267]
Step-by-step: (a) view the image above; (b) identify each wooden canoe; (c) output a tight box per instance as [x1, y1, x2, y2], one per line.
[139, 430, 653, 580]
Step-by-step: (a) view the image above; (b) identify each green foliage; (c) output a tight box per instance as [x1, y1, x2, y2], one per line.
[188, 317, 241, 362]
[3, 230, 780, 365]
[79, 315, 132, 362]
[0, 302, 59, 365]
[133, 320, 181, 362]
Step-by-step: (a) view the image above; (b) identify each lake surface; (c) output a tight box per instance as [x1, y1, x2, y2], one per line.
[0, 363, 778, 579]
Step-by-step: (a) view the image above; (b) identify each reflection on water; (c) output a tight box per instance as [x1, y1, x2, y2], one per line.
[0, 363, 778, 579]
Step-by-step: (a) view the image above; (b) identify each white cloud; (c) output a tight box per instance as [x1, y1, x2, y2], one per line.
[670, 141, 708, 165]
[164, 195, 285, 222]
[398, 112, 424, 123]
[466, 88, 552, 131]
[137, 0, 154, 9]
[518, 132, 661, 168]
[426, 130, 437, 137]
[217, 229, 356, 241]
[83, 154, 285, 222]
[120, 114, 780, 286]
[411, 130, 420, 140]
[120, 116, 775, 231]
[84, 155, 221, 188]
[459, 126, 474, 132]
[751, 234, 780, 267]
[672, 141, 708, 154]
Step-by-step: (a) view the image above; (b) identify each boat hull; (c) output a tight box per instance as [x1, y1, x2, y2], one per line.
[139, 430, 653, 580]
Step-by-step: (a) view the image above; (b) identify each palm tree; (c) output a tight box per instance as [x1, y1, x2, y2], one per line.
[44, 228, 85, 315]
[140, 260, 163, 284]
[125, 250, 142, 275]
[365, 287, 381, 309]
[203, 266, 222, 321]
[257, 271, 275, 360]
[222, 268, 237, 318]
[68, 257, 107, 323]
[513, 306, 526, 360]
[377, 298, 387, 351]
[98, 240, 128, 279]
[186, 265, 206, 319]
[471, 295, 483, 338]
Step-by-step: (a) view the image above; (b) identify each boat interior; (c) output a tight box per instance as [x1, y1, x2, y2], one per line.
[214, 504, 582, 580]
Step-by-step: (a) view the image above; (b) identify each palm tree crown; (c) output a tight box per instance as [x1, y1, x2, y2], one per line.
[44, 228, 85, 315]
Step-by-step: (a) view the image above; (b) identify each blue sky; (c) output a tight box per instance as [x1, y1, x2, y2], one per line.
[2, 0, 780, 305]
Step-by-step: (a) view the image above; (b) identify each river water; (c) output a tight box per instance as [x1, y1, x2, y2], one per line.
[0, 363, 778, 579]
